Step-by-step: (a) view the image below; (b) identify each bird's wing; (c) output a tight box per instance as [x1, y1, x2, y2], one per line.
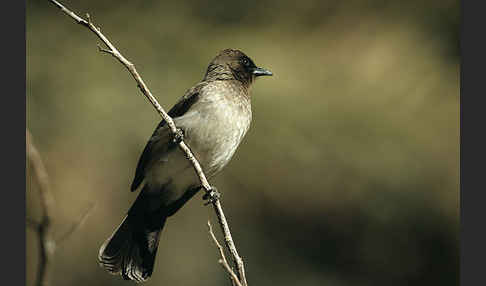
[130, 82, 206, 191]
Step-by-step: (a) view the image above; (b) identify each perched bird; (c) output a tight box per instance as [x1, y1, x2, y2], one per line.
[98, 49, 272, 282]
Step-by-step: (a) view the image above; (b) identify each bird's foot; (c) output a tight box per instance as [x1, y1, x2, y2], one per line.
[171, 128, 185, 144]
[203, 186, 221, 205]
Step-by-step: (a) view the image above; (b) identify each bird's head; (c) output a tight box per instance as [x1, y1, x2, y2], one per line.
[204, 49, 272, 86]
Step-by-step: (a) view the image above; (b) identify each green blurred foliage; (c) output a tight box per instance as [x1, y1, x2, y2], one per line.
[27, 0, 459, 285]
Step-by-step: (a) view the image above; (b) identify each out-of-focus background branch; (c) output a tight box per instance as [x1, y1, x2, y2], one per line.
[26, 130, 55, 286]
[27, 0, 459, 286]
[27, 129, 95, 286]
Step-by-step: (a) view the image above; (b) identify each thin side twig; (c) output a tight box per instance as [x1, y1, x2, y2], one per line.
[208, 221, 242, 286]
[213, 201, 248, 285]
[47, 1, 248, 285]
[56, 203, 96, 244]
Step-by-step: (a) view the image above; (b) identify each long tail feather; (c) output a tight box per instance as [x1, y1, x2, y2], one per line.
[98, 214, 166, 283]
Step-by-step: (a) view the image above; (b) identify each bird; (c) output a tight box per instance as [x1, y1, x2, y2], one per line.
[98, 49, 272, 283]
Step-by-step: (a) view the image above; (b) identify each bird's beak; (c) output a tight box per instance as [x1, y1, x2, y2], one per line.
[252, 67, 273, 77]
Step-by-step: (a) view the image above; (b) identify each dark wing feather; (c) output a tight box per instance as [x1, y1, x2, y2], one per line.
[130, 82, 205, 191]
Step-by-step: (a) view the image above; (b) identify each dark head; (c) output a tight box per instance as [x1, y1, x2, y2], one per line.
[204, 49, 272, 86]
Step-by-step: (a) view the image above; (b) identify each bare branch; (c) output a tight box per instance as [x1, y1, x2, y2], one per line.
[48, 1, 249, 285]
[208, 222, 241, 286]
[213, 202, 248, 286]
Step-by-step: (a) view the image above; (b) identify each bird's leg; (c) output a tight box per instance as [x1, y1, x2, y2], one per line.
[171, 128, 185, 144]
[203, 186, 221, 205]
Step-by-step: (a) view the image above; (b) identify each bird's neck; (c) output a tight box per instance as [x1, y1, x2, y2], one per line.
[204, 64, 253, 89]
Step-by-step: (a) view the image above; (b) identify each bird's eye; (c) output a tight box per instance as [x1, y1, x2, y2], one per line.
[241, 58, 250, 67]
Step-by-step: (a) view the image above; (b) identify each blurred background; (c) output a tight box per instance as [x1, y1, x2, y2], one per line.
[26, 0, 459, 285]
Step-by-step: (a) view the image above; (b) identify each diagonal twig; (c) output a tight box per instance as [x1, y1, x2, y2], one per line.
[47, 1, 249, 285]
[56, 203, 96, 245]
[208, 221, 242, 286]
[212, 201, 248, 285]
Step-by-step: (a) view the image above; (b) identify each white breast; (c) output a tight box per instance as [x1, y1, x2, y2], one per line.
[175, 82, 252, 177]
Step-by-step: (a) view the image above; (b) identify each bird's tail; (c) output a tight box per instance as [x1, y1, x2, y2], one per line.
[98, 198, 167, 283]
